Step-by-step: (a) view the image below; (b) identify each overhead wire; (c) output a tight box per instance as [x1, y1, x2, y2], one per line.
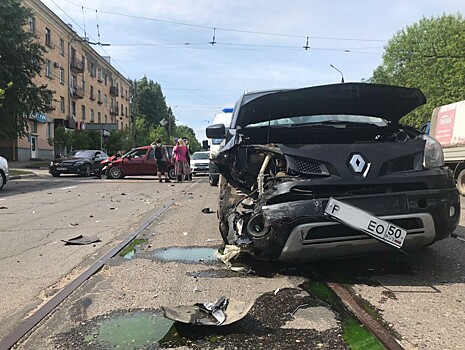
[56, 0, 387, 43]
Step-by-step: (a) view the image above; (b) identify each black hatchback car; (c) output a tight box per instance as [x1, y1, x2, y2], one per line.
[207, 83, 460, 261]
[50, 150, 109, 177]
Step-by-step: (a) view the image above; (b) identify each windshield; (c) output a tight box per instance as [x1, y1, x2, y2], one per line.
[244, 114, 387, 128]
[191, 152, 209, 160]
[67, 150, 95, 158]
[212, 138, 224, 145]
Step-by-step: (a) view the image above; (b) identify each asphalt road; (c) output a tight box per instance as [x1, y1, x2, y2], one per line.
[1, 172, 465, 349]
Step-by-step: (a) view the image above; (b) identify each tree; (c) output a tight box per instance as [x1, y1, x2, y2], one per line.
[370, 14, 465, 127]
[0, 0, 53, 140]
[106, 128, 132, 155]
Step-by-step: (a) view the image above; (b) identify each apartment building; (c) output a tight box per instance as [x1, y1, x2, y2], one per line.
[4, 0, 131, 161]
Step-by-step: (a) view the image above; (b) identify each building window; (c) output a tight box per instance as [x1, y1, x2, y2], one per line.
[59, 68, 65, 84]
[90, 85, 94, 100]
[32, 121, 38, 134]
[81, 55, 86, 70]
[104, 115, 107, 123]
[29, 17, 36, 34]
[98, 112, 101, 123]
[60, 38, 64, 55]
[121, 121, 123, 130]
[90, 109, 94, 122]
[46, 122, 52, 138]
[81, 105, 86, 121]
[71, 74, 76, 87]
[121, 104, 123, 116]
[60, 96, 65, 113]
[104, 94, 107, 106]
[97, 90, 101, 102]
[45, 60, 52, 78]
[71, 101, 76, 117]
[81, 80, 85, 93]
[45, 28, 51, 48]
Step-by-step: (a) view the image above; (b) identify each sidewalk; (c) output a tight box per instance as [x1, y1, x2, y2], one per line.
[8, 160, 51, 180]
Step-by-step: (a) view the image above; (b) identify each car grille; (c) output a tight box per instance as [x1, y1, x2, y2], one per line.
[293, 159, 329, 175]
[390, 156, 415, 173]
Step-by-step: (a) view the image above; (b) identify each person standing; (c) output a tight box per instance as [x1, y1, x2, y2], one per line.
[183, 137, 192, 181]
[151, 138, 171, 183]
[173, 138, 191, 182]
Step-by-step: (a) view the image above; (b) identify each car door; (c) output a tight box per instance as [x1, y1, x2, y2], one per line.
[123, 149, 148, 176]
[146, 147, 158, 175]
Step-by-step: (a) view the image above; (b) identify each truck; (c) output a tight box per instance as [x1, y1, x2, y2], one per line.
[208, 108, 233, 186]
[430, 100, 465, 195]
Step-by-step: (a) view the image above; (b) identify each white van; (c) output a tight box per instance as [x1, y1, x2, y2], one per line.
[208, 108, 233, 185]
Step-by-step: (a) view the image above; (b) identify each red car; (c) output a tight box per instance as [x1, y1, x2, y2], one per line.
[102, 145, 175, 179]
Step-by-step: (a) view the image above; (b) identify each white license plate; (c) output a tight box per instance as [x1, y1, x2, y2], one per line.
[56, 167, 67, 171]
[324, 197, 407, 249]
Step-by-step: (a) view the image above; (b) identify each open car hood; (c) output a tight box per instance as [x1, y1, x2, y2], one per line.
[235, 83, 426, 127]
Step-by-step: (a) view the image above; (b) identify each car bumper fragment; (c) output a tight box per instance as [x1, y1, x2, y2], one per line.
[253, 189, 459, 261]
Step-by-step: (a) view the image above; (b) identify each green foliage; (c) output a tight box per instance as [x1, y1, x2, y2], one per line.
[130, 76, 202, 149]
[106, 128, 132, 155]
[48, 126, 73, 149]
[370, 14, 465, 127]
[0, 0, 54, 140]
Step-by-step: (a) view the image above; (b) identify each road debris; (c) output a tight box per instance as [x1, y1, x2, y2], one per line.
[201, 207, 214, 214]
[216, 245, 241, 268]
[61, 235, 101, 245]
[162, 296, 253, 326]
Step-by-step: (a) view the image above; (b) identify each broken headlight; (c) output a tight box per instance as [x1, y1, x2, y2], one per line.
[422, 135, 444, 169]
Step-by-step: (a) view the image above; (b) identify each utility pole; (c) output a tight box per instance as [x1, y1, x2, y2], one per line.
[131, 80, 137, 148]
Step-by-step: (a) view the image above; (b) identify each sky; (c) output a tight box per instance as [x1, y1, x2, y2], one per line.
[40, 0, 465, 142]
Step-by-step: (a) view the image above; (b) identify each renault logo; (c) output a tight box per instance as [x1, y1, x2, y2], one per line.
[349, 154, 367, 173]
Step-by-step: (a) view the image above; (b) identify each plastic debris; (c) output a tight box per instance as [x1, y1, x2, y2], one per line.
[162, 296, 253, 326]
[201, 208, 215, 214]
[61, 235, 101, 245]
[216, 245, 241, 267]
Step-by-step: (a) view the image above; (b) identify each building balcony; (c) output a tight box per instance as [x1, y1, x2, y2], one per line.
[71, 86, 84, 99]
[110, 106, 119, 115]
[110, 86, 119, 97]
[70, 58, 84, 73]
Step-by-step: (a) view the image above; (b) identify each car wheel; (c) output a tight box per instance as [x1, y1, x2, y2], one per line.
[209, 174, 218, 186]
[457, 169, 465, 196]
[0, 171, 4, 190]
[168, 167, 176, 180]
[81, 164, 92, 177]
[51, 171, 61, 177]
[108, 166, 123, 179]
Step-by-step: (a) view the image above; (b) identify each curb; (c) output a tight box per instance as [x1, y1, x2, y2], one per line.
[9, 173, 37, 180]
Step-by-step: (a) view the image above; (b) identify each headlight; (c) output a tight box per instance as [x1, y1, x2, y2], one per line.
[423, 135, 444, 168]
[75, 161, 84, 166]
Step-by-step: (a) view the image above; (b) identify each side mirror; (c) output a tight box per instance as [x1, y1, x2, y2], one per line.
[206, 123, 226, 139]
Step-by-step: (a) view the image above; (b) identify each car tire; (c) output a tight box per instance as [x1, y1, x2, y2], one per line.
[81, 164, 92, 177]
[168, 167, 176, 180]
[108, 166, 123, 179]
[51, 171, 61, 177]
[0, 170, 4, 190]
[209, 174, 218, 186]
[457, 168, 465, 196]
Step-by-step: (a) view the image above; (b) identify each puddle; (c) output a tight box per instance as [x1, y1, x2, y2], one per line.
[81, 310, 174, 349]
[148, 247, 218, 263]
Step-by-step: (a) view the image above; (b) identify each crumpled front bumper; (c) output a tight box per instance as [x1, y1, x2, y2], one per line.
[251, 188, 460, 261]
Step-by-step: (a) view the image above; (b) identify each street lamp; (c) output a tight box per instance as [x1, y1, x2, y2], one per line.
[330, 64, 345, 83]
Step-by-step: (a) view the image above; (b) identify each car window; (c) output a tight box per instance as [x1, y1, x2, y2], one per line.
[69, 150, 94, 158]
[167, 147, 173, 159]
[148, 148, 154, 160]
[245, 114, 386, 128]
[191, 152, 210, 160]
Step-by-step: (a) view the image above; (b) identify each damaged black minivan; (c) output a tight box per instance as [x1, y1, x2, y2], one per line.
[206, 83, 460, 261]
